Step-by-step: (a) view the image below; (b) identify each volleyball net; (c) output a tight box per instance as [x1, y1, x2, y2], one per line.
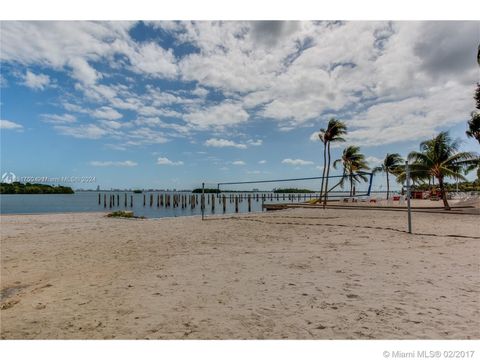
[215, 171, 374, 198]
[198, 171, 375, 218]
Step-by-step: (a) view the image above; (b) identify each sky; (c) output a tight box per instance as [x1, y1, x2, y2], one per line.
[0, 21, 479, 190]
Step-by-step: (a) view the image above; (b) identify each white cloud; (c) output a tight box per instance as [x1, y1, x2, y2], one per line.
[192, 86, 209, 97]
[23, 70, 50, 90]
[282, 158, 314, 166]
[366, 156, 383, 167]
[0, 119, 23, 130]
[127, 42, 178, 78]
[90, 160, 137, 167]
[258, 160, 267, 164]
[54, 124, 107, 139]
[204, 138, 246, 149]
[309, 131, 321, 142]
[232, 160, 246, 166]
[184, 101, 249, 129]
[92, 106, 122, 120]
[41, 113, 76, 123]
[69, 57, 101, 85]
[156, 157, 184, 166]
[247, 139, 263, 146]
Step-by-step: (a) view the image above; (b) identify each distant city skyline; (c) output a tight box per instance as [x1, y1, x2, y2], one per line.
[1, 21, 478, 190]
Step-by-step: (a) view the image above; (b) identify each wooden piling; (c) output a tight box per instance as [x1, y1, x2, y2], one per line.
[125, 193, 127, 207]
[117, 194, 120, 206]
[211, 194, 215, 212]
[235, 195, 239, 213]
[248, 194, 251, 212]
[130, 195, 133, 207]
[98, 193, 101, 205]
[222, 195, 226, 212]
[104, 194, 106, 208]
[143, 194, 146, 206]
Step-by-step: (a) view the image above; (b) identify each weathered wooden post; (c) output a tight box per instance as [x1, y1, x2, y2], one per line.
[143, 194, 146, 206]
[149, 194, 153, 207]
[248, 194, 251, 212]
[235, 195, 239, 213]
[109, 195, 112, 208]
[130, 195, 133, 207]
[222, 195, 226, 213]
[104, 194, 106, 208]
[201, 183, 205, 220]
[211, 194, 215, 212]
[124, 193, 127, 207]
[117, 194, 120, 206]
[98, 193, 101, 205]
[157, 194, 160, 207]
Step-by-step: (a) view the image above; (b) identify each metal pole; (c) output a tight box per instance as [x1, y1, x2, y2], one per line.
[201, 182, 205, 221]
[405, 161, 412, 234]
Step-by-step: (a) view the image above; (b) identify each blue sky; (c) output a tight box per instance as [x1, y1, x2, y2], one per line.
[0, 21, 478, 190]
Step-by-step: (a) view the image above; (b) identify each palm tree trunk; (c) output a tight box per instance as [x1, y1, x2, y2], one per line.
[319, 141, 327, 203]
[323, 142, 331, 208]
[438, 176, 450, 210]
[349, 172, 352, 196]
[386, 171, 390, 200]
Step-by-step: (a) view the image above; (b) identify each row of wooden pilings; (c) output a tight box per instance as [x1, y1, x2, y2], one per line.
[99, 192, 319, 212]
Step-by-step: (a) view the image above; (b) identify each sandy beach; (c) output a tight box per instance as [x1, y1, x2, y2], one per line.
[1, 208, 479, 339]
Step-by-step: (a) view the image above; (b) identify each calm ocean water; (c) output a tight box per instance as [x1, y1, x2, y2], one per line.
[0, 191, 332, 218]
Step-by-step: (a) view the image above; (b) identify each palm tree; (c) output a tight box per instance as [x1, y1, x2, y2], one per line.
[373, 153, 404, 199]
[321, 118, 347, 207]
[466, 84, 480, 144]
[333, 145, 370, 196]
[466, 113, 480, 143]
[317, 130, 327, 201]
[406, 131, 477, 210]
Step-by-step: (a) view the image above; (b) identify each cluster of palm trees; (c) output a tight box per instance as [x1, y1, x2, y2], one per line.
[317, 118, 371, 207]
[317, 118, 479, 210]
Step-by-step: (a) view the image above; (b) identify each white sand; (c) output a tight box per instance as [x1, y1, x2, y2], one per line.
[1, 208, 479, 339]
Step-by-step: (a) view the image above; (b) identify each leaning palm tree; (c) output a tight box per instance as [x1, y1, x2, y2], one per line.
[321, 118, 347, 207]
[373, 153, 404, 199]
[333, 145, 370, 196]
[406, 131, 478, 210]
